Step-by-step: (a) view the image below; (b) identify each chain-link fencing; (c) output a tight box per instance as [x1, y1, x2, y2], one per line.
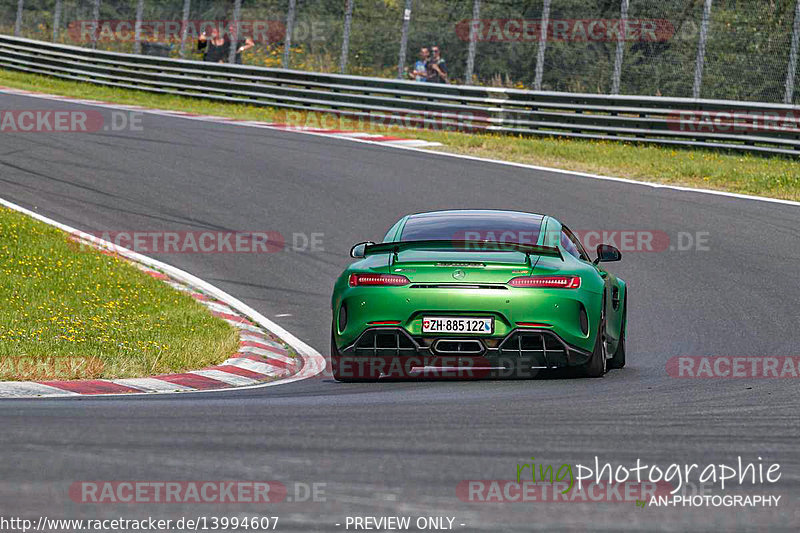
[1, 0, 799, 104]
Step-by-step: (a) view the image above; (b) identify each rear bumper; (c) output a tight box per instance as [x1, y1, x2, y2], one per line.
[335, 326, 592, 379]
[334, 286, 601, 353]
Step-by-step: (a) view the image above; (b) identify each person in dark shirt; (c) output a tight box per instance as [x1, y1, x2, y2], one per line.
[427, 46, 448, 83]
[224, 23, 255, 65]
[197, 26, 226, 63]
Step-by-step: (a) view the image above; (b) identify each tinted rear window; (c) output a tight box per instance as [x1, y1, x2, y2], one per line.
[400, 212, 543, 244]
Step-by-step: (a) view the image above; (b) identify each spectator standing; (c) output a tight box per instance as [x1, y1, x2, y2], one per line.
[411, 47, 429, 82]
[225, 22, 255, 65]
[427, 46, 448, 83]
[197, 26, 226, 63]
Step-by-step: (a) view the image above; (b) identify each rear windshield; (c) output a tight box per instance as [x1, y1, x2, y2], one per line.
[400, 211, 543, 245]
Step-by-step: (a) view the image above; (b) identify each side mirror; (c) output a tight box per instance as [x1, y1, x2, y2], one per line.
[594, 244, 621, 264]
[350, 241, 374, 258]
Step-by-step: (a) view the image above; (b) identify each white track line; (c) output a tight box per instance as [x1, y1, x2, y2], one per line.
[385, 139, 444, 147]
[5, 87, 792, 396]
[1, 86, 798, 207]
[0, 196, 326, 399]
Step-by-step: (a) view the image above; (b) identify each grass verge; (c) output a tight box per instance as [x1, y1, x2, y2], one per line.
[1, 68, 798, 201]
[0, 205, 240, 381]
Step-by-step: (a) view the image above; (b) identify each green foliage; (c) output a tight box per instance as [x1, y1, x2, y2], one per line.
[0, 206, 240, 380]
[2, 66, 798, 202]
[2, 0, 798, 101]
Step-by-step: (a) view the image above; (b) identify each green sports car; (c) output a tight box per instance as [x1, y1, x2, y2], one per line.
[330, 210, 627, 381]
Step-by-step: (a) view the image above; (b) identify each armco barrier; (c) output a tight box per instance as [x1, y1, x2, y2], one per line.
[1, 35, 799, 156]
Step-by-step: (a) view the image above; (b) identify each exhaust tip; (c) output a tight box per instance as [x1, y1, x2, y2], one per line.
[432, 339, 485, 355]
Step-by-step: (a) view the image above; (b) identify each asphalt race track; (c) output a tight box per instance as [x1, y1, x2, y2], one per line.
[1, 92, 798, 531]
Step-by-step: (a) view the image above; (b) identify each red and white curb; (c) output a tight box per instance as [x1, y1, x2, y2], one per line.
[0, 86, 442, 148]
[0, 197, 326, 399]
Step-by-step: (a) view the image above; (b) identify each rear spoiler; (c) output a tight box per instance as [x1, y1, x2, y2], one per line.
[364, 240, 563, 263]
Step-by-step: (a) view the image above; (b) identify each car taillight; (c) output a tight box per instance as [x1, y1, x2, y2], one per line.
[508, 276, 581, 289]
[349, 273, 410, 287]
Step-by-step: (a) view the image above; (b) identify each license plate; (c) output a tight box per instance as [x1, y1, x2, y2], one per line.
[422, 316, 493, 334]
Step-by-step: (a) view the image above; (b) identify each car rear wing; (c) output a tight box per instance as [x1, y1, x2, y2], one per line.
[363, 240, 564, 263]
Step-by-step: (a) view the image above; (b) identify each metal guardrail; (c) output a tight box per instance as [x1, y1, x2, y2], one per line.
[1, 35, 799, 156]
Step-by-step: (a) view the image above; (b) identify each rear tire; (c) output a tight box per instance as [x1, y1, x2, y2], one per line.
[608, 293, 627, 370]
[580, 303, 607, 378]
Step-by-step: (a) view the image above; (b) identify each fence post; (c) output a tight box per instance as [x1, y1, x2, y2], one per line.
[611, 0, 629, 95]
[179, 0, 191, 58]
[90, 0, 100, 49]
[283, 0, 296, 68]
[228, 0, 242, 63]
[340, 0, 354, 74]
[534, 0, 551, 91]
[14, 0, 23, 37]
[134, 0, 144, 54]
[52, 0, 62, 42]
[464, 0, 481, 85]
[397, 0, 413, 78]
[693, 0, 713, 99]
[785, 0, 800, 103]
